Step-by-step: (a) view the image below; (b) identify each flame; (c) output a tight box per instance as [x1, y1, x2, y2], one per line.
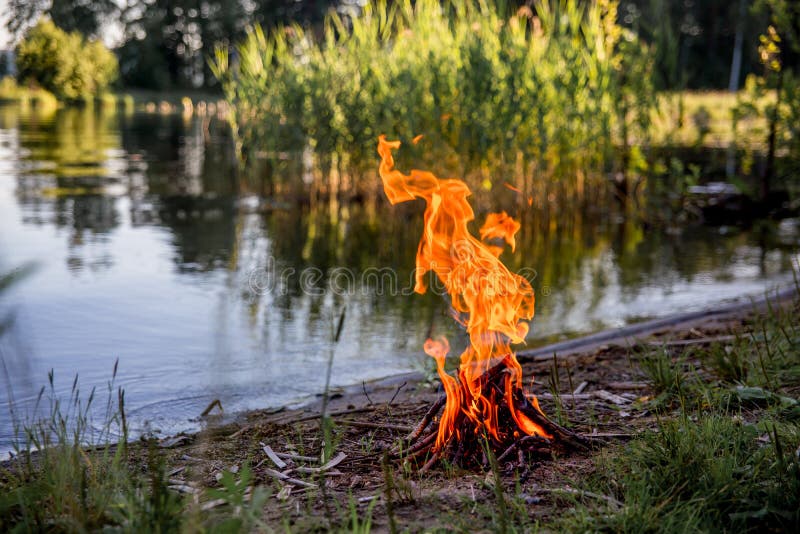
[378, 136, 550, 450]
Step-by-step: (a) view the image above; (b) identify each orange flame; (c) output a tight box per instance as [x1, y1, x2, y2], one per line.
[377, 136, 550, 450]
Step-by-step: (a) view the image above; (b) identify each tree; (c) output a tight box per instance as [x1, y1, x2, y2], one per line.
[119, 0, 249, 89]
[7, 0, 118, 40]
[117, 0, 337, 90]
[15, 19, 118, 100]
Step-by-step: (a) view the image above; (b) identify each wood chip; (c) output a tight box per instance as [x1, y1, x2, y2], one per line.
[321, 452, 347, 470]
[572, 381, 589, 395]
[275, 452, 317, 462]
[261, 444, 287, 469]
[594, 390, 630, 405]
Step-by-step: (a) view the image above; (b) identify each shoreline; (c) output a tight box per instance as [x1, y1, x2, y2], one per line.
[2, 284, 794, 461]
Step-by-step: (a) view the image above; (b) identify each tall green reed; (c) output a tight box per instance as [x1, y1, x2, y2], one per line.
[211, 0, 655, 202]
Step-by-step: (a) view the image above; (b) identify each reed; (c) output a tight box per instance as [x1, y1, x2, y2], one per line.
[211, 0, 655, 201]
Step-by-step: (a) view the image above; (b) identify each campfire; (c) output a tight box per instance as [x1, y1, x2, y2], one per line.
[377, 136, 586, 469]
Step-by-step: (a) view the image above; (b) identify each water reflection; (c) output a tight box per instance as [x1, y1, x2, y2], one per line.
[0, 104, 797, 453]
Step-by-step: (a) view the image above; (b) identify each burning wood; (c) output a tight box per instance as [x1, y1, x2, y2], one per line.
[377, 136, 588, 469]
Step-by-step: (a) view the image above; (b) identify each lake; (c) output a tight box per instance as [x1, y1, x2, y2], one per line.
[0, 104, 797, 454]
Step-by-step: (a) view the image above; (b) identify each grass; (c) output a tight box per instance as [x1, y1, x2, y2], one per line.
[555, 286, 800, 533]
[560, 414, 800, 532]
[651, 90, 775, 149]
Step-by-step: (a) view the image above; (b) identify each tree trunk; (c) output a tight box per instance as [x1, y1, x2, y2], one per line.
[728, 0, 747, 92]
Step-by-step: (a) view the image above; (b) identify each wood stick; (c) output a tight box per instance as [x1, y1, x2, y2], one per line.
[274, 452, 318, 462]
[572, 381, 589, 395]
[337, 420, 414, 433]
[405, 395, 446, 443]
[289, 406, 375, 423]
[536, 392, 593, 400]
[419, 452, 440, 473]
[593, 390, 630, 405]
[261, 444, 287, 469]
[397, 430, 438, 458]
[263, 468, 318, 488]
[200, 399, 223, 417]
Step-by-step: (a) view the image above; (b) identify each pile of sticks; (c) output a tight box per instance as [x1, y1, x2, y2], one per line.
[395, 360, 592, 471]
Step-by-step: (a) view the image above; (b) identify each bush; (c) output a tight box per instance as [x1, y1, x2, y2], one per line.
[15, 19, 118, 101]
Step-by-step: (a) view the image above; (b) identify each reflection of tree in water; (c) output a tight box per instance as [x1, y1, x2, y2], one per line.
[58, 195, 118, 273]
[11, 107, 125, 274]
[118, 112, 237, 198]
[158, 196, 237, 273]
[119, 112, 242, 271]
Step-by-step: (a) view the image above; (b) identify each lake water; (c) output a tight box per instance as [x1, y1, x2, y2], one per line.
[1, 105, 798, 453]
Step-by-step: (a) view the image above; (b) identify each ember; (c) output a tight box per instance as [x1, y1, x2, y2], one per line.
[378, 136, 585, 468]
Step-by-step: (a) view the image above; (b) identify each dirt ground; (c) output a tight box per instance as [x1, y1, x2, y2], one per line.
[141, 307, 761, 532]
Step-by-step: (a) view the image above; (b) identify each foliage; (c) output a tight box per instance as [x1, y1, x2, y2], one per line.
[212, 0, 655, 197]
[618, 0, 776, 90]
[117, 0, 333, 90]
[732, 0, 800, 200]
[15, 19, 118, 101]
[6, 0, 117, 40]
[204, 463, 270, 532]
